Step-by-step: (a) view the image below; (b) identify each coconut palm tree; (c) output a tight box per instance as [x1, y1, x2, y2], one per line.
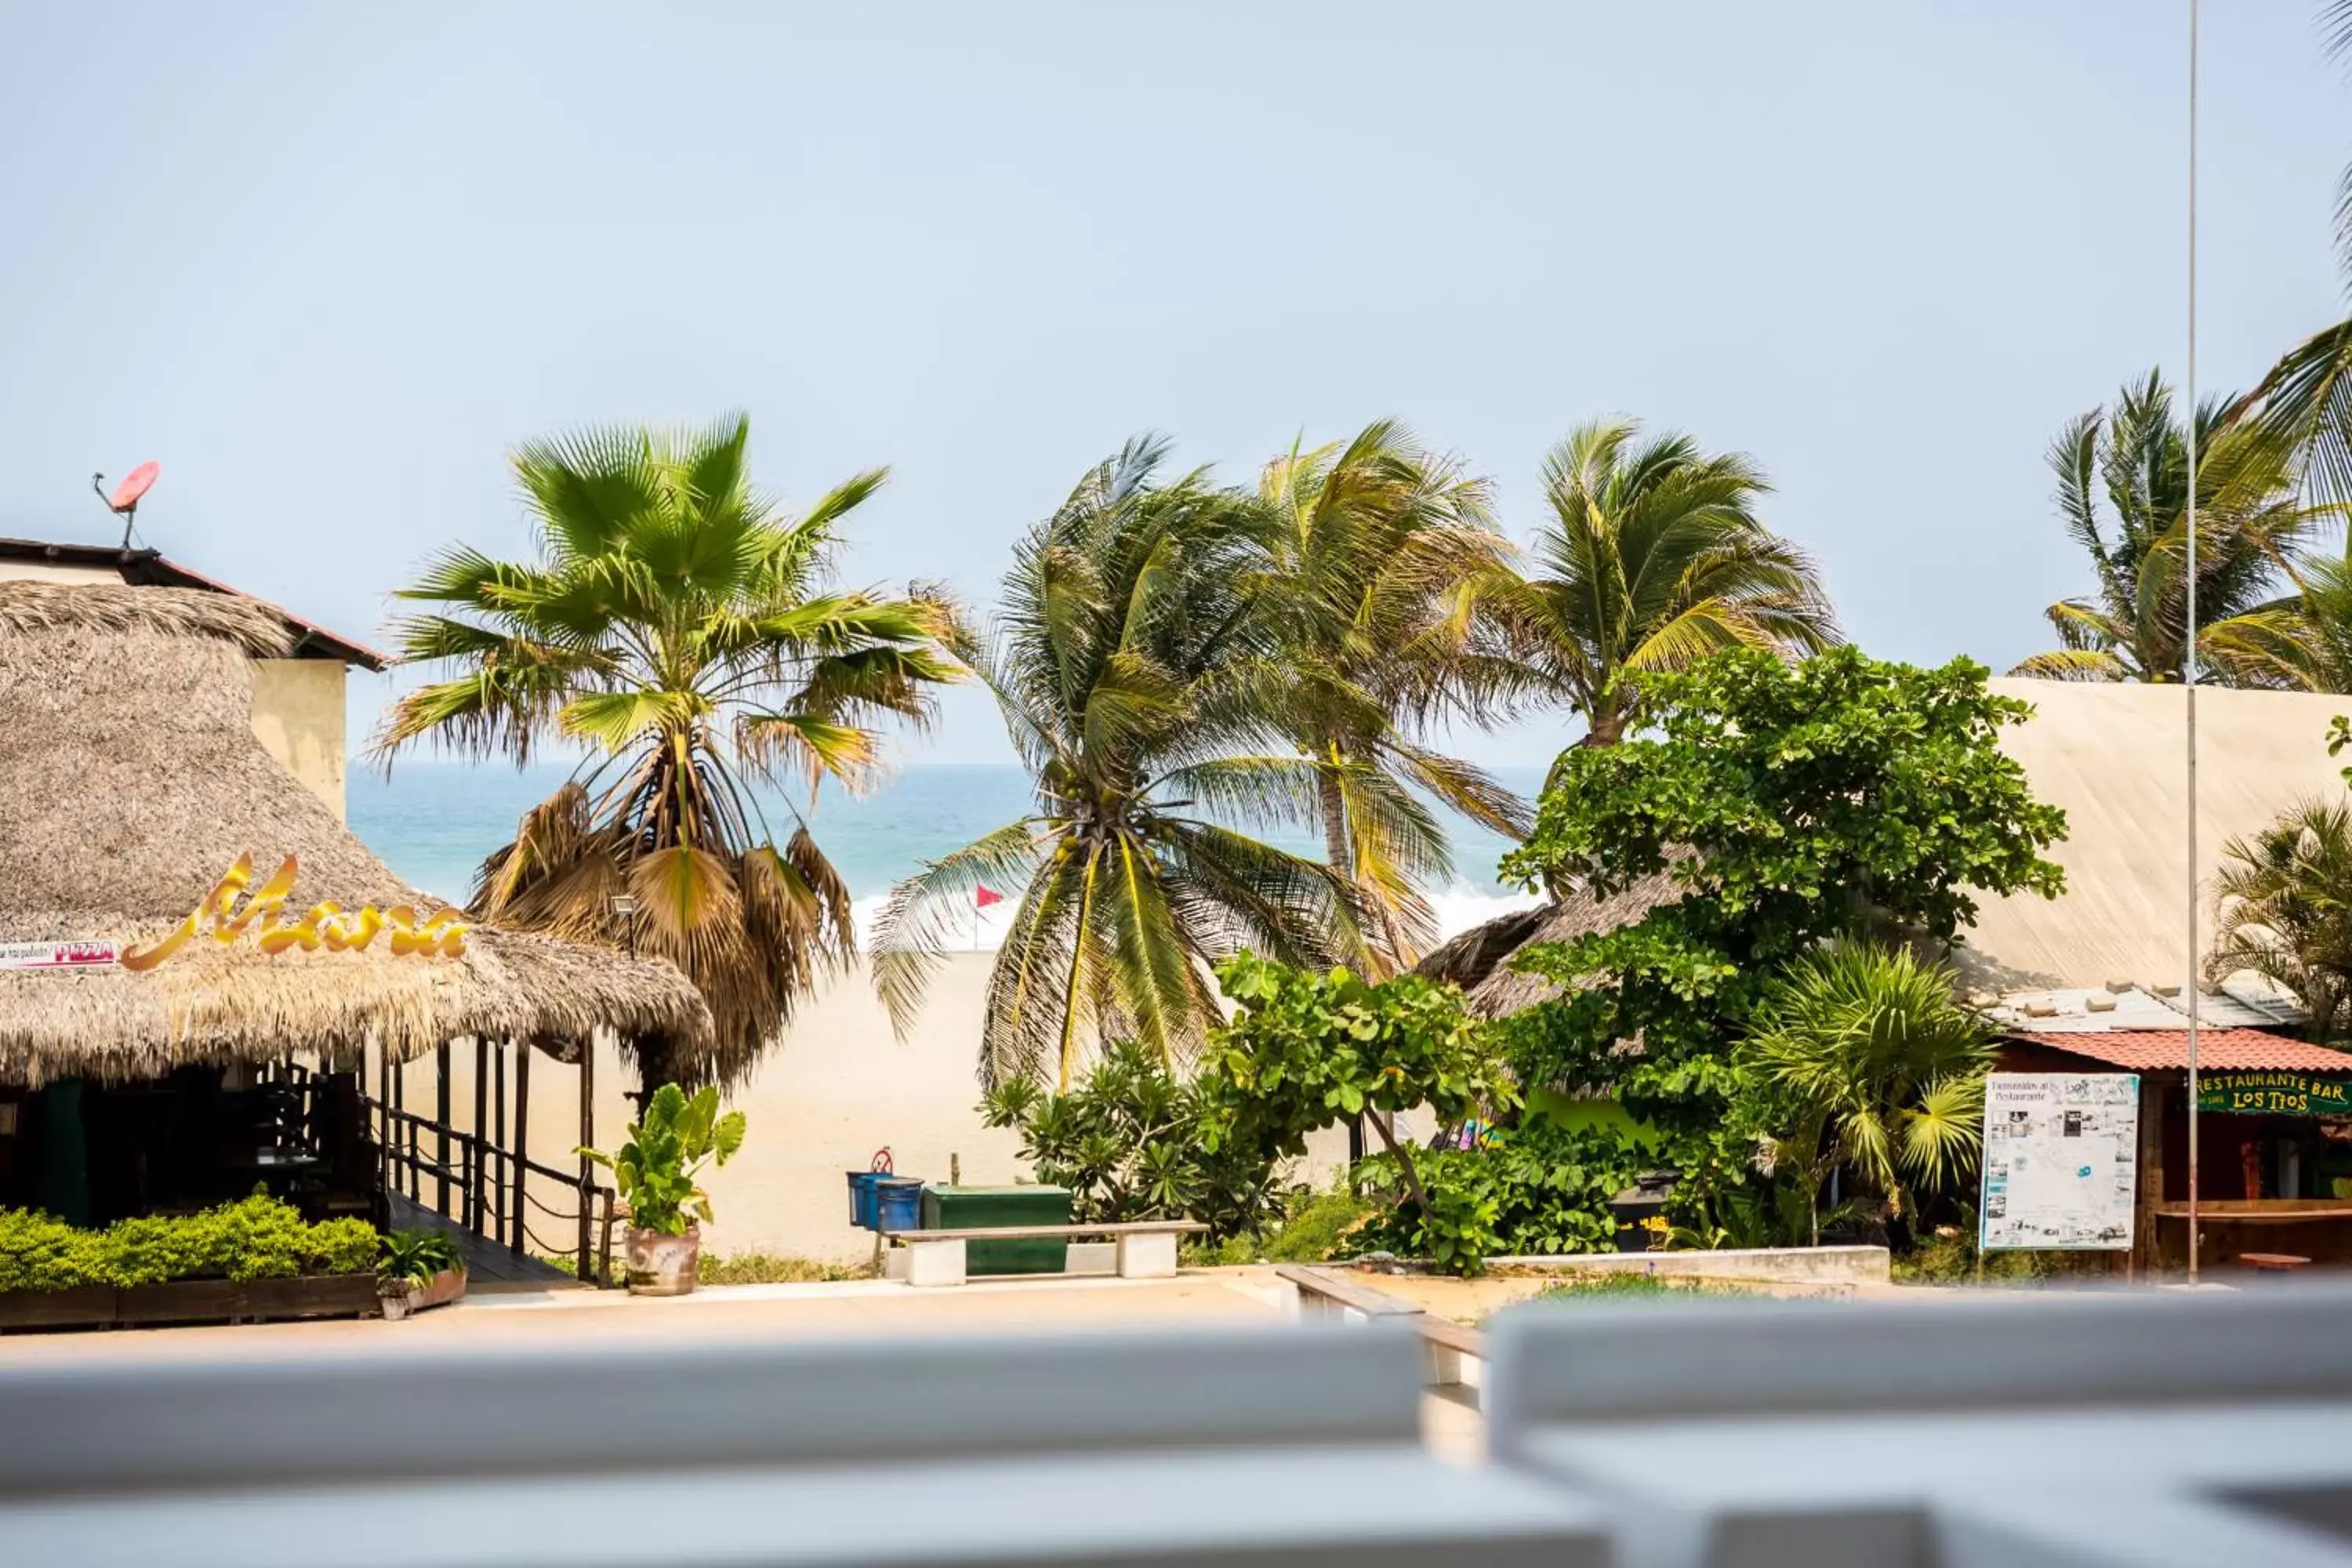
[1484, 418, 1838, 748]
[2015, 372, 2328, 684]
[376, 414, 960, 1091]
[1247, 420, 1530, 970]
[873, 438, 1369, 1091]
[2210, 798, 2352, 1045]
[1737, 943, 1991, 1246]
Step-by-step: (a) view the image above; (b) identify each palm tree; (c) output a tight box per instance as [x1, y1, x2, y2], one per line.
[376, 415, 960, 1091]
[1737, 943, 1991, 1246]
[2210, 798, 2352, 1044]
[2014, 372, 2328, 684]
[873, 438, 1369, 1091]
[1247, 420, 1530, 969]
[1485, 418, 1838, 748]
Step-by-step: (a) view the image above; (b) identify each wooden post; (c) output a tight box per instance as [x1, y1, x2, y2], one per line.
[492, 1041, 506, 1243]
[470, 1038, 489, 1233]
[577, 1036, 597, 1282]
[512, 1044, 530, 1254]
[434, 1044, 452, 1215]
[2136, 1073, 2166, 1279]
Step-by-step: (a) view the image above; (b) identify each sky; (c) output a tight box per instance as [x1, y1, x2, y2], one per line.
[2, 2, 2347, 767]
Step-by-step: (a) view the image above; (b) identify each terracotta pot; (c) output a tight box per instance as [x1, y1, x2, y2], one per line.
[625, 1225, 701, 1295]
[379, 1266, 469, 1322]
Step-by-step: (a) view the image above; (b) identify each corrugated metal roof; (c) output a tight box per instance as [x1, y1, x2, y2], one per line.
[1985, 978, 2306, 1033]
[2006, 1029, 2352, 1072]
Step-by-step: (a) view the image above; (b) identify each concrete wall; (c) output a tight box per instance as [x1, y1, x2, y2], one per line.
[249, 658, 347, 820]
[0, 561, 120, 585]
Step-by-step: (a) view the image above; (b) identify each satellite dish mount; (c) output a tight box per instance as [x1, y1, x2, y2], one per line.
[92, 461, 161, 549]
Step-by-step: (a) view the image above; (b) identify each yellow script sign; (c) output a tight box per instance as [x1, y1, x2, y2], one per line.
[120, 854, 468, 972]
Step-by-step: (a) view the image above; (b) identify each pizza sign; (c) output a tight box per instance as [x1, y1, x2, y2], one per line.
[0, 940, 121, 971]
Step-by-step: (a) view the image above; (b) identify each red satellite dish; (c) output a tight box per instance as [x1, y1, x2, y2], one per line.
[108, 461, 160, 513]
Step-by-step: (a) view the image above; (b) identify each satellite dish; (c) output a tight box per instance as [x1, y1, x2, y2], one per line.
[107, 461, 160, 513]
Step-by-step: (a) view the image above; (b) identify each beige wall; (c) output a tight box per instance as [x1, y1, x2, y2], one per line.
[0, 561, 119, 585]
[249, 658, 348, 821]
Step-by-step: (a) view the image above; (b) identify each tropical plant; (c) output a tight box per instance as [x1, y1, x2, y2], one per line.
[0, 1193, 378, 1294]
[376, 1227, 466, 1287]
[979, 1039, 1283, 1238]
[1202, 953, 1519, 1237]
[376, 414, 960, 1090]
[577, 1082, 746, 1236]
[1352, 1116, 1647, 1275]
[1735, 944, 1994, 1246]
[2209, 796, 2352, 1044]
[1247, 421, 1528, 967]
[1481, 418, 1838, 747]
[874, 438, 1369, 1088]
[1496, 648, 2066, 1214]
[2014, 372, 2328, 685]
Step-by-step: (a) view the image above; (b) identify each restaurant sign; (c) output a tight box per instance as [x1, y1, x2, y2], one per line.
[119, 853, 468, 972]
[2196, 1070, 2352, 1117]
[0, 940, 120, 971]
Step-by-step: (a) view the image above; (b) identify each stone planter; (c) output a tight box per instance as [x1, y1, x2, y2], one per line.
[625, 1224, 701, 1296]
[378, 1267, 469, 1323]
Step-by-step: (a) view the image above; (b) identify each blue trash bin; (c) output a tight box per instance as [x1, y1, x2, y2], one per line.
[849, 1171, 890, 1230]
[874, 1177, 924, 1234]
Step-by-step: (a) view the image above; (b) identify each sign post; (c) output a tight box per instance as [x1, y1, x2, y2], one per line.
[1980, 1073, 2140, 1253]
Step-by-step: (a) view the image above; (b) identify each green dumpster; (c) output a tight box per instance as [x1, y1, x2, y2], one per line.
[920, 1184, 1071, 1276]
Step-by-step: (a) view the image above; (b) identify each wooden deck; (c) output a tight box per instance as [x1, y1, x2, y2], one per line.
[384, 1193, 577, 1285]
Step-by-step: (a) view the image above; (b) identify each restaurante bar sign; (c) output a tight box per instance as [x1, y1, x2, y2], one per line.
[119, 853, 469, 972]
[2197, 1070, 2352, 1117]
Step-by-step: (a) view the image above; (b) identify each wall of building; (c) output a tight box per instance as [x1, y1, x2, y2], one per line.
[0, 561, 120, 585]
[249, 658, 348, 821]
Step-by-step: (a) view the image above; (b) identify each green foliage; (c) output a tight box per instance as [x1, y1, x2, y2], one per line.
[697, 1253, 870, 1285]
[982, 1039, 1283, 1239]
[1185, 1185, 1384, 1266]
[1530, 1273, 1764, 1305]
[0, 1192, 379, 1294]
[1494, 648, 2065, 1225]
[1735, 944, 1994, 1242]
[2209, 793, 2352, 1044]
[579, 1082, 747, 1236]
[377, 1228, 466, 1287]
[1356, 1119, 1648, 1276]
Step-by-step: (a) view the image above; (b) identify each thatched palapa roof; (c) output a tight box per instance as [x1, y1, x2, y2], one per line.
[0, 581, 709, 1083]
[1416, 869, 1683, 1020]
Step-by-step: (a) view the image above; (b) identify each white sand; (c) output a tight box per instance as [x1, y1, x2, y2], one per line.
[396, 954, 1354, 1263]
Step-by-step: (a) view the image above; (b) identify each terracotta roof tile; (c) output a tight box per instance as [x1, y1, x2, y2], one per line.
[2006, 1029, 2352, 1073]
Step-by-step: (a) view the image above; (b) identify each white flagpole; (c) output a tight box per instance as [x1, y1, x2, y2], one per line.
[2183, 0, 2202, 1287]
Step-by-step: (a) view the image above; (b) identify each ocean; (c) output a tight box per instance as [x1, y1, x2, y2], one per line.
[349, 761, 1548, 949]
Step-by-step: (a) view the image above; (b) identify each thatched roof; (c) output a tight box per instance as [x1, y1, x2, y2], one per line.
[1415, 869, 1683, 1020]
[0, 582, 709, 1083]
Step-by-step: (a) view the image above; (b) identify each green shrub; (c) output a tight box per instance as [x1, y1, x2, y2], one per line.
[1356, 1120, 1649, 1276]
[0, 1192, 382, 1294]
[377, 1228, 467, 1287]
[697, 1252, 871, 1285]
[1186, 1186, 1382, 1265]
[1530, 1272, 1762, 1304]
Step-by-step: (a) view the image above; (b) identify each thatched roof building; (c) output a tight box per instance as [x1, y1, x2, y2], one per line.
[0, 580, 709, 1083]
[1416, 869, 1682, 1020]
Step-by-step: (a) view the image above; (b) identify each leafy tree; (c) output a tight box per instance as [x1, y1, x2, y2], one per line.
[1482, 419, 1838, 747]
[2014, 372, 2328, 685]
[377, 415, 959, 1089]
[1734, 943, 1993, 1245]
[979, 1040, 1281, 1239]
[1495, 648, 2067, 1221]
[1203, 953, 1519, 1243]
[2209, 797, 2352, 1045]
[875, 440, 1367, 1089]
[577, 1082, 746, 1237]
[1353, 1117, 1647, 1273]
[1249, 420, 1529, 968]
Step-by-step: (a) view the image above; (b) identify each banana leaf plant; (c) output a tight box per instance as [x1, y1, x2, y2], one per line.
[579, 1083, 747, 1236]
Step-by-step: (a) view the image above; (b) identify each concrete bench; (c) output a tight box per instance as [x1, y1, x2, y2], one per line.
[886, 1220, 1208, 1287]
[1275, 1265, 1489, 1393]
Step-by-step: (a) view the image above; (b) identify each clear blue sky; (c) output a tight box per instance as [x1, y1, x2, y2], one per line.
[2, 2, 2344, 765]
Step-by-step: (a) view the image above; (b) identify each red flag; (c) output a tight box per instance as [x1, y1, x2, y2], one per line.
[975, 885, 1004, 909]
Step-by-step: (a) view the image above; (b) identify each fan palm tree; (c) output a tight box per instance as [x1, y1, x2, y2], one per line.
[1247, 420, 1530, 970]
[2209, 798, 2352, 1045]
[1485, 418, 1838, 748]
[2014, 372, 2328, 685]
[874, 438, 1369, 1091]
[1737, 943, 1992, 1246]
[376, 414, 960, 1091]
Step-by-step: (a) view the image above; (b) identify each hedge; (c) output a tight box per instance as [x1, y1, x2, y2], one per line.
[0, 1192, 379, 1294]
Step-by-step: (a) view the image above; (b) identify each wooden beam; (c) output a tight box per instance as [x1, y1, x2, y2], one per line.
[511, 1044, 529, 1254]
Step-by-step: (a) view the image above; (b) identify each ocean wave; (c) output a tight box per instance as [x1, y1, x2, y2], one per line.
[853, 884, 1543, 955]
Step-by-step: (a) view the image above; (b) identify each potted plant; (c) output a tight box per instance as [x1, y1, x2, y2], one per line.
[376, 1228, 468, 1320]
[579, 1083, 746, 1296]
